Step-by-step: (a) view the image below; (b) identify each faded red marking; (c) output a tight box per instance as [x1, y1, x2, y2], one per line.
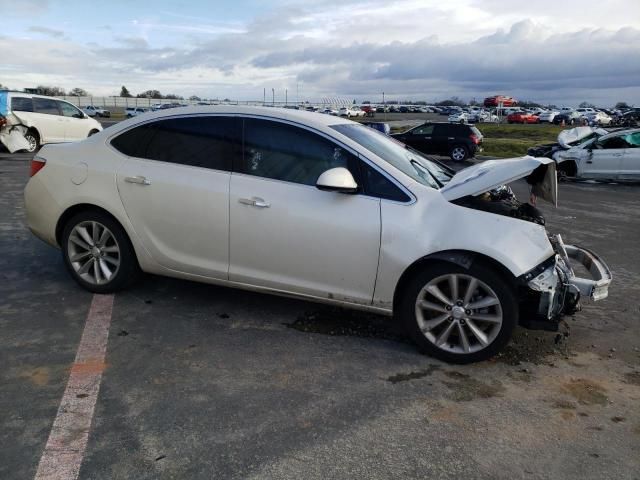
[34, 294, 114, 480]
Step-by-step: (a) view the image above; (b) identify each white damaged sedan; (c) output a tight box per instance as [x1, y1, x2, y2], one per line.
[24, 106, 612, 363]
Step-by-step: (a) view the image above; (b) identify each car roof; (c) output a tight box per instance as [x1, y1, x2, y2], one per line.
[112, 105, 354, 131]
[599, 127, 640, 140]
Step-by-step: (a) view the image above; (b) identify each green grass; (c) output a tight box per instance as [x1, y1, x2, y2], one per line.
[391, 122, 564, 158]
[475, 124, 562, 158]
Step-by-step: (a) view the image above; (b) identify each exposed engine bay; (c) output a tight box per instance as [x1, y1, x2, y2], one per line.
[451, 162, 554, 226]
[453, 185, 546, 225]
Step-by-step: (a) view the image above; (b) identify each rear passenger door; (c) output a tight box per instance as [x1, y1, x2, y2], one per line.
[432, 124, 455, 155]
[620, 132, 640, 180]
[114, 115, 241, 279]
[405, 124, 435, 153]
[27, 97, 66, 143]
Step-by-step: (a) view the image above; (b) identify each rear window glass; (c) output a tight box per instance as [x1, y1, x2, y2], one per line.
[11, 97, 34, 112]
[111, 116, 240, 171]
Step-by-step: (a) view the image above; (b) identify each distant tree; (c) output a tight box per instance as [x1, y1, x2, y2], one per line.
[468, 98, 480, 106]
[137, 90, 163, 99]
[164, 94, 184, 100]
[120, 86, 132, 98]
[518, 100, 543, 108]
[615, 101, 629, 109]
[189, 95, 201, 101]
[69, 87, 89, 96]
[36, 85, 66, 96]
[578, 101, 595, 108]
[435, 96, 465, 107]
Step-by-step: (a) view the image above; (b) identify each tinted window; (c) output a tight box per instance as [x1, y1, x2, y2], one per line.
[111, 116, 240, 171]
[411, 125, 434, 135]
[59, 101, 82, 118]
[361, 163, 410, 202]
[241, 118, 353, 186]
[598, 136, 629, 149]
[33, 98, 60, 115]
[11, 97, 34, 112]
[433, 124, 455, 136]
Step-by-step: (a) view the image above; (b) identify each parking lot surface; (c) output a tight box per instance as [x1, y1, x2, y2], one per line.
[1, 148, 639, 479]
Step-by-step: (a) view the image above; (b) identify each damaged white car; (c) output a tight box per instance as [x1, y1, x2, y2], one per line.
[553, 128, 640, 181]
[528, 126, 609, 178]
[24, 106, 611, 363]
[0, 91, 102, 153]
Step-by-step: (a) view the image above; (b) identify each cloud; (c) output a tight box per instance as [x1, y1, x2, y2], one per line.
[2, 0, 640, 105]
[28, 25, 64, 38]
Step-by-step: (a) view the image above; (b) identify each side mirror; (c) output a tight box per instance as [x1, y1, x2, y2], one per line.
[316, 167, 358, 194]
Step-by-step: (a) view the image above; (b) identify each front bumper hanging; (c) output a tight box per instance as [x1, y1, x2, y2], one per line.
[526, 234, 612, 320]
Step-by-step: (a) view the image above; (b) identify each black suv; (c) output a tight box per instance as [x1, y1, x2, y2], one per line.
[390, 122, 483, 161]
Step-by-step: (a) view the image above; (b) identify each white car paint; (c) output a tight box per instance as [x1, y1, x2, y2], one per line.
[338, 106, 366, 117]
[83, 105, 110, 117]
[0, 92, 103, 152]
[448, 112, 469, 123]
[125, 107, 148, 117]
[538, 111, 559, 123]
[23, 106, 611, 360]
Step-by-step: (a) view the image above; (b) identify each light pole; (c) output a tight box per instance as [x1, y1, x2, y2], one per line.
[263, 88, 266, 106]
[272, 88, 275, 106]
[383, 92, 386, 121]
[285, 88, 288, 106]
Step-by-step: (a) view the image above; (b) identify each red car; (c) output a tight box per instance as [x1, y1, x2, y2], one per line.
[484, 95, 517, 107]
[507, 111, 539, 124]
[360, 105, 375, 117]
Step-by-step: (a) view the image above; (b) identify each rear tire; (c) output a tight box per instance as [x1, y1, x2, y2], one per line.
[398, 261, 518, 363]
[23, 129, 40, 153]
[450, 145, 469, 162]
[61, 210, 141, 293]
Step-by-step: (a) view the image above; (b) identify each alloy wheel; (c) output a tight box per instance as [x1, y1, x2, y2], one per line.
[24, 133, 38, 153]
[451, 147, 466, 161]
[415, 274, 503, 354]
[67, 221, 121, 285]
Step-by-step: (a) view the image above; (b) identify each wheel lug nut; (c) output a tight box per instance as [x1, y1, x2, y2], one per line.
[446, 306, 452, 311]
[465, 310, 471, 315]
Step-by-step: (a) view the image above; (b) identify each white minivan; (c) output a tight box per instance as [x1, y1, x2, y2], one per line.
[0, 91, 103, 153]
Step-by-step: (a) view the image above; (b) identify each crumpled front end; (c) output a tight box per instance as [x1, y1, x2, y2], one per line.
[0, 92, 31, 153]
[520, 234, 612, 329]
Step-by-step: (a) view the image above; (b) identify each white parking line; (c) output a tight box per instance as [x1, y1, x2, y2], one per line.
[34, 294, 114, 480]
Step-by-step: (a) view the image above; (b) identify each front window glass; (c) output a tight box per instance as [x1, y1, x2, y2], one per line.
[241, 118, 354, 186]
[331, 124, 452, 189]
[59, 102, 82, 118]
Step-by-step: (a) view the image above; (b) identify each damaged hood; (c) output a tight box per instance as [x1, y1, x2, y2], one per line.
[440, 156, 557, 206]
[558, 126, 608, 149]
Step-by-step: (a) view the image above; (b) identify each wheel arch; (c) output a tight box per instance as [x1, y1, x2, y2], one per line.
[56, 203, 128, 247]
[392, 249, 516, 313]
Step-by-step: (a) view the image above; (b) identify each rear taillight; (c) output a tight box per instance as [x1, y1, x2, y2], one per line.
[30, 156, 46, 177]
[470, 134, 480, 145]
[0, 116, 6, 128]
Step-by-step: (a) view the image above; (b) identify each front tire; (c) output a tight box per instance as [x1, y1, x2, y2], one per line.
[398, 262, 518, 363]
[61, 211, 140, 293]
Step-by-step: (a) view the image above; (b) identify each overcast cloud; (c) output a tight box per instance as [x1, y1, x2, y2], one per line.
[0, 0, 639, 105]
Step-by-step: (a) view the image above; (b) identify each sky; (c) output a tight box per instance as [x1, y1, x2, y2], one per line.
[1, 0, 639, 106]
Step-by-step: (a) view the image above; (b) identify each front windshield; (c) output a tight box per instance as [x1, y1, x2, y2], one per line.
[331, 123, 452, 189]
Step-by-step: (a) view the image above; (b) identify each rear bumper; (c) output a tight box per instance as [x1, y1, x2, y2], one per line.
[524, 234, 611, 321]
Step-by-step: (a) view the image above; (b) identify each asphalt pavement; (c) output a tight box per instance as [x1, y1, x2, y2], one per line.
[0, 148, 639, 480]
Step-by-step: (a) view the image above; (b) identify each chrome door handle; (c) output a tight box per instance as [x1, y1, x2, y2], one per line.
[124, 176, 151, 185]
[448, 137, 455, 140]
[238, 197, 270, 208]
